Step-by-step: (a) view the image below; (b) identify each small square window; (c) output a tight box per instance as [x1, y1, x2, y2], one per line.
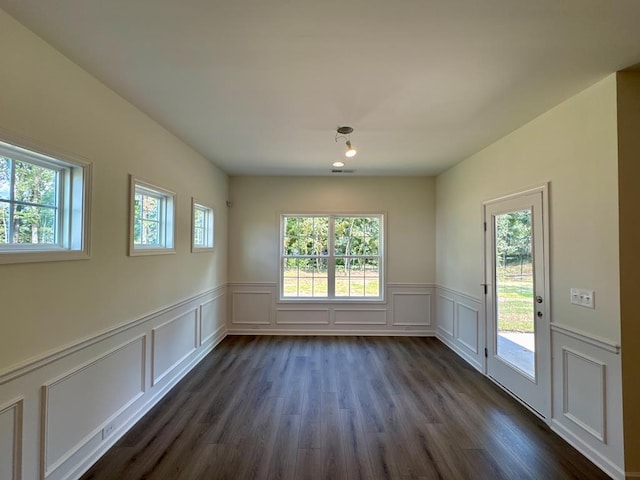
[129, 176, 175, 256]
[0, 138, 91, 264]
[191, 198, 214, 252]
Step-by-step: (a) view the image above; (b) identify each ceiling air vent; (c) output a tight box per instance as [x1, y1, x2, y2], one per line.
[331, 169, 355, 174]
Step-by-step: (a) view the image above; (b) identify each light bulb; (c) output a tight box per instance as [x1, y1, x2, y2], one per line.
[345, 140, 357, 158]
[333, 161, 345, 168]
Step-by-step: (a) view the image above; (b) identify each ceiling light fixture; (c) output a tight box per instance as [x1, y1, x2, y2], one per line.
[332, 161, 345, 168]
[335, 126, 357, 158]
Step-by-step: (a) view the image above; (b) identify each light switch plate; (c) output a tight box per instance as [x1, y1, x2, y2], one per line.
[570, 288, 595, 309]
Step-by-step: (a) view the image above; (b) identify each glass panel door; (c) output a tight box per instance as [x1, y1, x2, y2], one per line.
[494, 209, 535, 379]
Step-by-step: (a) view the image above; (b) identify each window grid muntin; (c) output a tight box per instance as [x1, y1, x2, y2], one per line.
[281, 214, 382, 300]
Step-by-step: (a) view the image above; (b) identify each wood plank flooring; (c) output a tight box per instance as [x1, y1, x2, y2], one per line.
[81, 336, 609, 480]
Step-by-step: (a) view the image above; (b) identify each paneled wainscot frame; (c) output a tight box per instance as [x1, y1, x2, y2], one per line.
[228, 283, 434, 335]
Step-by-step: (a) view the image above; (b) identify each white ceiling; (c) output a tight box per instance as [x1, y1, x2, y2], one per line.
[2, 1, 640, 176]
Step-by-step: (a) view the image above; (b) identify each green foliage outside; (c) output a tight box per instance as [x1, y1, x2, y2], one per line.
[495, 210, 534, 333]
[0, 157, 58, 245]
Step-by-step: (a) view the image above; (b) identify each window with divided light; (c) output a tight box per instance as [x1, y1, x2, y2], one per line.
[281, 215, 383, 300]
[0, 139, 90, 264]
[192, 199, 214, 252]
[129, 176, 175, 255]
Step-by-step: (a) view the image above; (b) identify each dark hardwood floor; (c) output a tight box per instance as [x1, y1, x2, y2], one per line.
[81, 336, 609, 480]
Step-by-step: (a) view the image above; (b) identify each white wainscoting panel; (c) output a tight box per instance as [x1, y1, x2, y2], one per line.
[435, 286, 484, 372]
[456, 303, 479, 354]
[562, 348, 606, 442]
[550, 324, 623, 480]
[0, 399, 22, 480]
[42, 336, 146, 476]
[231, 291, 272, 325]
[227, 283, 435, 335]
[200, 293, 226, 346]
[334, 309, 387, 325]
[152, 309, 198, 386]
[0, 286, 227, 480]
[437, 295, 455, 336]
[392, 292, 431, 326]
[276, 309, 330, 325]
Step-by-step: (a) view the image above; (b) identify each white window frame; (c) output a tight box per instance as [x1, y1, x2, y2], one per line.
[279, 213, 385, 302]
[0, 136, 92, 265]
[191, 198, 214, 252]
[128, 175, 176, 256]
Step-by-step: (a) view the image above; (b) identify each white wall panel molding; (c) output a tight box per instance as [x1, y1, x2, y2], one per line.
[199, 293, 226, 346]
[550, 323, 620, 354]
[0, 398, 23, 480]
[334, 309, 387, 325]
[391, 292, 431, 326]
[151, 310, 198, 386]
[227, 283, 434, 334]
[231, 291, 273, 325]
[561, 347, 606, 442]
[41, 335, 146, 477]
[0, 287, 228, 480]
[550, 326, 624, 480]
[436, 295, 455, 337]
[0, 285, 226, 386]
[434, 286, 484, 373]
[435, 284, 482, 305]
[456, 303, 479, 354]
[276, 309, 330, 325]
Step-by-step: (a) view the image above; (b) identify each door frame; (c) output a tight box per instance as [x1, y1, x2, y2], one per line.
[482, 183, 552, 421]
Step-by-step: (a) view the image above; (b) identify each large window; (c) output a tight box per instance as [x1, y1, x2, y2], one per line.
[129, 176, 175, 255]
[0, 139, 91, 264]
[281, 214, 383, 300]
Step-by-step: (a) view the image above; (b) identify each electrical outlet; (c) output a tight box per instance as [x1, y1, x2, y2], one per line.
[102, 421, 116, 440]
[570, 288, 595, 309]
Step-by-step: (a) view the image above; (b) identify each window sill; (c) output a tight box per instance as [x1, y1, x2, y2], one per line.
[191, 246, 214, 253]
[129, 247, 176, 257]
[0, 249, 90, 265]
[278, 297, 386, 305]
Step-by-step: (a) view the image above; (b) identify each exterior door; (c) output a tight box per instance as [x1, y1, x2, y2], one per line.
[484, 186, 550, 418]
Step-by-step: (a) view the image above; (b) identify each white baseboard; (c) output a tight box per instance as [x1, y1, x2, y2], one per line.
[227, 328, 435, 337]
[550, 419, 624, 480]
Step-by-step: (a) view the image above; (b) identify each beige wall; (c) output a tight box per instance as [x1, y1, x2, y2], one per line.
[436, 75, 620, 341]
[0, 10, 228, 369]
[616, 71, 640, 476]
[228, 176, 435, 285]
